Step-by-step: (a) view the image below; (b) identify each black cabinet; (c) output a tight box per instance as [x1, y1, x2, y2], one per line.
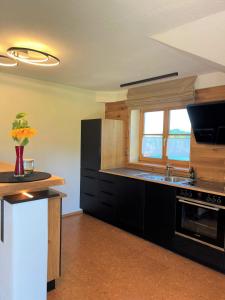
[81, 119, 101, 171]
[173, 234, 225, 273]
[80, 169, 99, 215]
[117, 176, 145, 235]
[80, 120, 118, 225]
[80, 119, 101, 215]
[97, 173, 118, 225]
[144, 182, 176, 248]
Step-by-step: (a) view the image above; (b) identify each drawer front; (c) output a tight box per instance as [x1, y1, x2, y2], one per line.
[80, 192, 98, 215]
[81, 175, 98, 196]
[96, 201, 117, 224]
[99, 173, 117, 195]
[81, 168, 99, 178]
[98, 191, 117, 207]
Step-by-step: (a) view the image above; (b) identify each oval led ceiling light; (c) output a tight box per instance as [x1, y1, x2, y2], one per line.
[7, 47, 60, 67]
[0, 55, 17, 67]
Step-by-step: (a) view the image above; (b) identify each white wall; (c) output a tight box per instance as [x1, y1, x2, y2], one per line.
[0, 73, 104, 214]
[195, 72, 225, 89]
[96, 89, 128, 102]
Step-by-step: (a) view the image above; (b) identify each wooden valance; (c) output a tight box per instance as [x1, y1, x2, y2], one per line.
[126, 76, 197, 109]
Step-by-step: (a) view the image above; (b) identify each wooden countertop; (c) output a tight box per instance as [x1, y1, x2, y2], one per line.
[0, 162, 65, 197]
[100, 168, 225, 197]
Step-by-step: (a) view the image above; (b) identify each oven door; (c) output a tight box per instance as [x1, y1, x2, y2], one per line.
[176, 197, 225, 251]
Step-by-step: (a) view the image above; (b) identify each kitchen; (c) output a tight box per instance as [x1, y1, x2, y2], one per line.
[80, 79, 225, 272]
[1, 1, 225, 300]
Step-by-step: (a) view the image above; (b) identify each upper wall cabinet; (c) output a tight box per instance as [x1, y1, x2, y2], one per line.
[81, 119, 124, 171]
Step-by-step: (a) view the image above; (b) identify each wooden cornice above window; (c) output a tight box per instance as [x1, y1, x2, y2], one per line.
[126, 76, 197, 109]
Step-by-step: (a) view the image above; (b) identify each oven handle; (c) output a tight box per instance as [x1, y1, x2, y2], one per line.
[178, 198, 219, 211]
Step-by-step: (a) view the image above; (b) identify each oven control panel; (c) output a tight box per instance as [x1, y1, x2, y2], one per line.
[177, 188, 225, 206]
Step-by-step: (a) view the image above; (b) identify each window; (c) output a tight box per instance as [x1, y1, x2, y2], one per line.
[140, 108, 191, 165]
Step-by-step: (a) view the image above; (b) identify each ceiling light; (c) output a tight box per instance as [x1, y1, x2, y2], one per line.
[0, 55, 17, 67]
[7, 47, 60, 67]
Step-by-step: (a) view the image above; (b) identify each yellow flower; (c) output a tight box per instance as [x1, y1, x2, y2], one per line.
[11, 128, 37, 140]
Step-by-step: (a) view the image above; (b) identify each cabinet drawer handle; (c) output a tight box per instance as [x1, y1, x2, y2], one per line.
[83, 175, 95, 180]
[84, 192, 95, 197]
[101, 191, 114, 196]
[101, 179, 114, 184]
[101, 201, 112, 208]
[84, 168, 96, 172]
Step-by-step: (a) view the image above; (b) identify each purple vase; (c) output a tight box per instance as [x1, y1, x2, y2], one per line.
[14, 146, 25, 177]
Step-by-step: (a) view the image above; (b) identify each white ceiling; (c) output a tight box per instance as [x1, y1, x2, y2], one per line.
[152, 11, 225, 67]
[0, 0, 225, 90]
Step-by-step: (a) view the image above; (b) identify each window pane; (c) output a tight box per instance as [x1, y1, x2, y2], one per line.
[144, 111, 164, 134]
[169, 109, 191, 134]
[142, 135, 163, 159]
[167, 135, 190, 161]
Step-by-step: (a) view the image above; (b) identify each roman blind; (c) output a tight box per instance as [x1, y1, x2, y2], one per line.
[126, 76, 197, 109]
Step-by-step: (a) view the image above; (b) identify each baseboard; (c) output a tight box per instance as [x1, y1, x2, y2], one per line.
[62, 209, 83, 218]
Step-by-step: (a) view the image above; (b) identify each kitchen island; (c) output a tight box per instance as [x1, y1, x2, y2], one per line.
[0, 162, 65, 300]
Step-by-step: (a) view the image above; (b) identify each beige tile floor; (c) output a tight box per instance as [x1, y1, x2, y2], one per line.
[48, 214, 225, 300]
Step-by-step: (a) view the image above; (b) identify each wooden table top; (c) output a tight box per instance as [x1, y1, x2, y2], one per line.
[0, 162, 65, 197]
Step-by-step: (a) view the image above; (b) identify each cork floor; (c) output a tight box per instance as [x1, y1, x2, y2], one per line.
[48, 214, 225, 300]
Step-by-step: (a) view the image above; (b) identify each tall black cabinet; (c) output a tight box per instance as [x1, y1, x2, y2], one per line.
[80, 119, 101, 171]
[80, 119, 124, 225]
[80, 119, 101, 215]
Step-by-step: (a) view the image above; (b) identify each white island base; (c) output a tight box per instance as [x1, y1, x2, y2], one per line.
[0, 198, 48, 300]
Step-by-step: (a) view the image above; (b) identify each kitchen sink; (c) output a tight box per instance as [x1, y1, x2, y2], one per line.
[138, 173, 165, 181]
[163, 176, 190, 183]
[137, 173, 191, 184]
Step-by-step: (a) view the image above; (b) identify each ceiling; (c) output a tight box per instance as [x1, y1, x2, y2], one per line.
[0, 0, 225, 90]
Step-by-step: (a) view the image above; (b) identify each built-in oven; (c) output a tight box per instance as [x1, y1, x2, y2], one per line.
[175, 188, 225, 252]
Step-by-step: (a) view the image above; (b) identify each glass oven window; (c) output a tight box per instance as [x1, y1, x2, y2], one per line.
[181, 204, 218, 240]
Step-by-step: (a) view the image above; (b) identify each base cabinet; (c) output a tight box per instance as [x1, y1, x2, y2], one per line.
[144, 183, 176, 248]
[117, 177, 145, 234]
[173, 234, 225, 273]
[80, 173, 145, 232]
[81, 173, 176, 241]
[80, 172, 225, 274]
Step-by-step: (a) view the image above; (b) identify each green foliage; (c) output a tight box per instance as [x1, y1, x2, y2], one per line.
[16, 112, 26, 119]
[11, 112, 33, 146]
[12, 114, 30, 130]
[21, 137, 29, 146]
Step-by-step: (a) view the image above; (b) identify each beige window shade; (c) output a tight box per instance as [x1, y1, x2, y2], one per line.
[126, 76, 197, 110]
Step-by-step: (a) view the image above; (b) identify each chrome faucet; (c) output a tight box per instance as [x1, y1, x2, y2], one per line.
[166, 163, 172, 177]
[189, 167, 196, 180]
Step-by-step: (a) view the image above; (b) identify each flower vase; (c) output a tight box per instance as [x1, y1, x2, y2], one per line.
[14, 145, 25, 177]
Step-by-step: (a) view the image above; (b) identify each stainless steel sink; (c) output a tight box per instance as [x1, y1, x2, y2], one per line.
[137, 173, 190, 184]
[138, 173, 165, 181]
[163, 176, 190, 183]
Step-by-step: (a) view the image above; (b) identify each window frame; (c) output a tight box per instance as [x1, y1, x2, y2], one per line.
[139, 106, 191, 167]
